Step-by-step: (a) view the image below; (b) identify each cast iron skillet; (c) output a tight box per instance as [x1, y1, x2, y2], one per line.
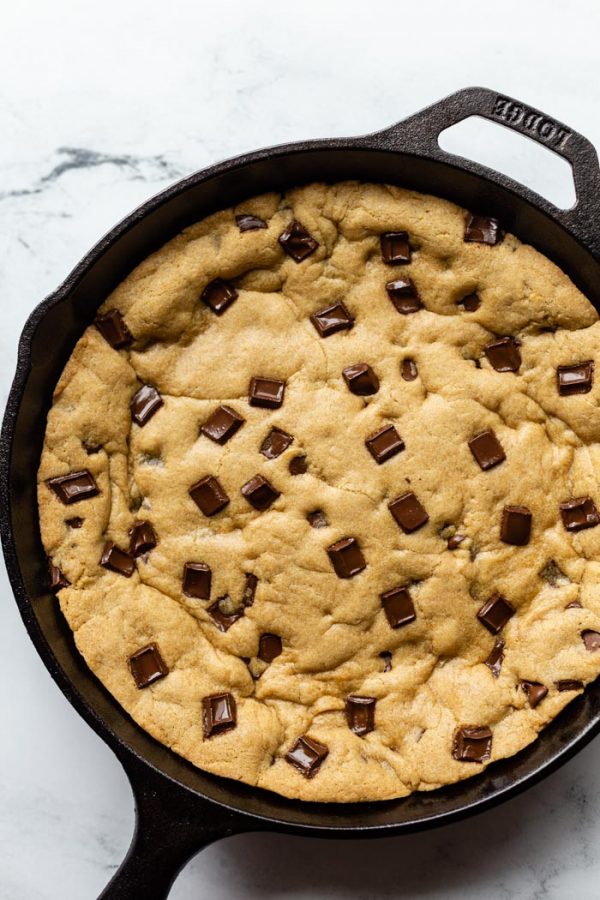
[3, 86, 600, 899]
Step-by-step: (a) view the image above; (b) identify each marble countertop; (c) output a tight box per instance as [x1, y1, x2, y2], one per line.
[2, 1, 600, 897]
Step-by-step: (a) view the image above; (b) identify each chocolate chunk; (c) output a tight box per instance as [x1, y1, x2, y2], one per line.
[189, 475, 230, 516]
[468, 430, 506, 471]
[457, 292, 481, 312]
[366, 425, 405, 464]
[582, 630, 600, 652]
[249, 376, 286, 409]
[241, 474, 280, 510]
[310, 302, 354, 337]
[477, 593, 515, 634]
[129, 643, 168, 689]
[327, 537, 366, 578]
[342, 363, 380, 396]
[484, 639, 505, 677]
[131, 385, 163, 426]
[521, 681, 548, 709]
[242, 573, 258, 607]
[202, 692, 237, 737]
[380, 232, 411, 265]
[388, 492, 429, 533]
[381, 585, 416, 628]
[100, 542, 135, 577]
[182, 562, 212, 599]
[129, 521, 157, 557]
[94, 309, 133, 348]
[484, 337, 521, 373]
[464, 214, 503, 245]
[208, 598, 244, 631]
[201, 405, 245, 444]
[560, 497, 600, 532]
[66, 517, 83, 529]
[501, 505, 532, 546]
[380, 651, 392, 672]
[47, 470, 99, 505]
[345, 695, 376, 736]
[285, 735, 328, 777]
[556, 680, 584, 691]
[447, 534, 466, 550]
[236, 213, 267, 232]
[278, 220, 319, 262]
[557, 361, 594, 396]
[385, 278, 422, 314]
[201, 278, 238, 315]
[401, 359, 418, 381]
[452, 725, 493, 762]
[308, 510, 328, 528]
[48, 560, 70, 591]
[258, 633, 282, 663]
[289, 455, 308, 475]
[260, 427, 293, 459]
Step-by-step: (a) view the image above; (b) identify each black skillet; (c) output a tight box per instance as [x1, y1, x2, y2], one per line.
[3, 86, 600, 899]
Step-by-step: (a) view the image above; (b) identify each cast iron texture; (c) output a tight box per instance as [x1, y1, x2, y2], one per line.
[3, 87, 600, 899]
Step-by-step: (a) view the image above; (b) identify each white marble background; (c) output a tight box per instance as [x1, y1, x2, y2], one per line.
[2, 1, 600, 897]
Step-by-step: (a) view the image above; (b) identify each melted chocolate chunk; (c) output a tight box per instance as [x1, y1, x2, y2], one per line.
[346, 695, 376, 736]
[327, 537, 366, 578]
[241, 475, 280, 510]
[182, 562, 212, 600]
[201, 278, 238, 315]
[401, 359, 418, 381]
[129, 643, 168, 688]
[447, 534, 466, 550]
[381, 585, 416, 628]
[189, 475, 230, 516]
[464, 214, 503, 245]
[560, 497, 600, 532]
[521, 681, 548, 709]
[468, 430, 506, 471]
[388, 492, 429, 533]
[48, 560, 70, 591]
[94, 309, 133, 348]
[477, 593, 515, 634]
[557, 361, 594, 396]
[208, 599, 244, 631]
[285, 735, 328, 777]
[385, 278, 422, 314]
[201, 405, 245, 444]
[582, 630, 600, 652]
[278, 220, 319, 262]
[236, 213, 267, 232]
[342, 363, 380, 396]
[260, 426, 293, 459]
[501, 505, 532, 546]
[453, 725, 493, 762]
[307, 510, 328, 528]
[249, 376, 286, 409]
[129, 521, 157, 557]
[202, 692, 237, 737]
[100, 542, 135, 577]
[365, 425, 405, 464]
[242, 573, 258, 607]
[131, 385, 163, 426]
[310, 302, 354, 337]
[380, 232, 411, 265]
[485, 639, 505, 677]
[289, 455, 308, 475]
[258, 633, 282, 663]
[380, 651, 392, 672]
[66, 517, 83, 529]
[47, 470, 99, 505]
[556, 680, 584, 691]
[457, 292, 481, 312]
[484, 337, 521, 373]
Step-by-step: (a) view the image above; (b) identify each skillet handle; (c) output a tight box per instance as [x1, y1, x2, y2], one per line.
[97, 757, 252, 900]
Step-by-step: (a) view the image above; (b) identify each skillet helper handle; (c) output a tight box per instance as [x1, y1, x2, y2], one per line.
[98, 759, 249, 900]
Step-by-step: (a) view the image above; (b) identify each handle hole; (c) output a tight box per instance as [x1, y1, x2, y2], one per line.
[438, 116, 576, 210]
